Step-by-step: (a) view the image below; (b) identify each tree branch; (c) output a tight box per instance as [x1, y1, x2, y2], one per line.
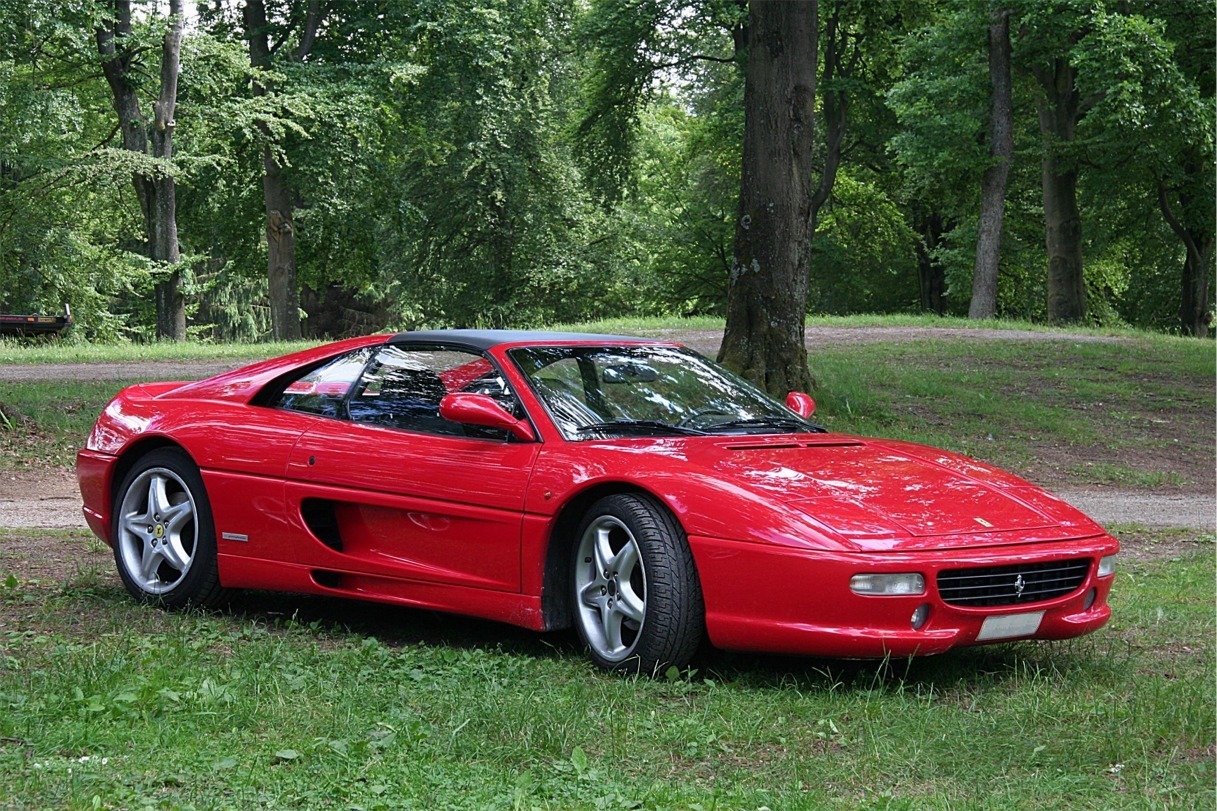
[293, 0, 324, 60]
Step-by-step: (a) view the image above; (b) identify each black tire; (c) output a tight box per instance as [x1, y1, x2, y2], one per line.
[111, 447, 226, 608]
[570, 493, 704, 674]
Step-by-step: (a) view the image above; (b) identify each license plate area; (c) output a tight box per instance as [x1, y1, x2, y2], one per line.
[976, 611, 1045, 641]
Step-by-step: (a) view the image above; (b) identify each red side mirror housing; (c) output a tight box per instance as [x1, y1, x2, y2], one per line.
[439, 393, 536, 442]
[785, 391, 816, 418]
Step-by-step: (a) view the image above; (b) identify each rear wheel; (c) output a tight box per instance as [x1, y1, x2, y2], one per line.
[571, 494, 703, 674]
[111, 448, 226, 608]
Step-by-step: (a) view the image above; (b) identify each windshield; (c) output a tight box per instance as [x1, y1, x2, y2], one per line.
[509, 345, 823, 440]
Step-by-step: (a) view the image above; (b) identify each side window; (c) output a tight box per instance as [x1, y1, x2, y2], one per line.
[272, 347, 375, 417]
[347, 346, 521, 438]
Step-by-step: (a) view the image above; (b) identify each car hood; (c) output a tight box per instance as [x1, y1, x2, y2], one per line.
[675, 434, 1102, 551]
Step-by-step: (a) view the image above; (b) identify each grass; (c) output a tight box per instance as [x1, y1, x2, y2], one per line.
[0, 527, 1211, 810]
[0, 338, 319, 366]
[0, 318, 1212, 807]
[550, 313, 1186, 339]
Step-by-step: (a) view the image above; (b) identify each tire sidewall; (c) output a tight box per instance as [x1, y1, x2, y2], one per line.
[111, 447, 219, 608]
[571, 493, 703, 674]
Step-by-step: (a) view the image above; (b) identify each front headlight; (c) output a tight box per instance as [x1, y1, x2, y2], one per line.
[849, 573, 925, 596]
[1097, 554, 1117, 578]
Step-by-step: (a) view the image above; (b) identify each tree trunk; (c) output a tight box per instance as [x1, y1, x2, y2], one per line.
[151, 0, 185, 340]
[809, 0, 845, 238]
[718, 0, 817, 397]
[1033, 58, 1086, 323]
[97, 0, 186, 340]
[243, 0, 311, 341]
[1179, 238, 1215, 336]
[969, 7, 1013, 320]
[1157, 176, 1215, 337]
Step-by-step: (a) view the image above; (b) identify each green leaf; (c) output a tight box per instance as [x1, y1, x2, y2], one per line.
[570, 745, 589, 774]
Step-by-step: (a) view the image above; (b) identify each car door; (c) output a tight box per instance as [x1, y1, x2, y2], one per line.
[284, 345, 540, 592]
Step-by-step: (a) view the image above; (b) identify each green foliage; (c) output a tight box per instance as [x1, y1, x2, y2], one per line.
[0, 0, 1210, 339]
[812, 174, 920, 314]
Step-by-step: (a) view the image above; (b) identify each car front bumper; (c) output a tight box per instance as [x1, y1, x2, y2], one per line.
[689, 533, 1119, 658]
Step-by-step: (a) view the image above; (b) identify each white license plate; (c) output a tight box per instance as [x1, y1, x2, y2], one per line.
[976, 611, 1045, 641]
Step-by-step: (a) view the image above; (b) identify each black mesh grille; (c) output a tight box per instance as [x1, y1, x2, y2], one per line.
[937, 559, 1091, 607]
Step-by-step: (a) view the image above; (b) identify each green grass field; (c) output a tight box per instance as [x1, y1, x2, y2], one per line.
[0, 528, 1211, 810]
[0, 318, 1213, 809]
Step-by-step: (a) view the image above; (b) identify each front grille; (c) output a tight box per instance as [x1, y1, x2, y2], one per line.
[937, 559, 1090, 607]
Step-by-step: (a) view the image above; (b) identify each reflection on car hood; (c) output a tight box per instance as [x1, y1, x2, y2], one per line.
[676, 434, 1103, 551]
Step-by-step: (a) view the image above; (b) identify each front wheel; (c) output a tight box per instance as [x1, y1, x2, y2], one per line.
[111, 448, 226, 608]
[571, 494, 704, 674]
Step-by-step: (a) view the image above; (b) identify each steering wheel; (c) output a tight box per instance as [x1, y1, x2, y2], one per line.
[677, 408, 732, 428]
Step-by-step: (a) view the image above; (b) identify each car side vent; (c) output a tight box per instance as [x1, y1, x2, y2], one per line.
[311, 570, 343, 589]
[301, 499, 343, 551]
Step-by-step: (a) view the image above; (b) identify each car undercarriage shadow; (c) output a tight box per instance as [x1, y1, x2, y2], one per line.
[219, 588, 1117, 689]
[223, 589, 583, 663]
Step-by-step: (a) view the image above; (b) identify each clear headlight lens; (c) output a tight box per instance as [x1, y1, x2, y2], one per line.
[849, 573, 925, 596]
[1097, 554, 1117, 578]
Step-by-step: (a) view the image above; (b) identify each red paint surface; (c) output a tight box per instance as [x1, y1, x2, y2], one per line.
[78, 333, 1119, 658]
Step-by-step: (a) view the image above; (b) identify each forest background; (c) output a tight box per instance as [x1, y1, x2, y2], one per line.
[0, 0, 1212, 361]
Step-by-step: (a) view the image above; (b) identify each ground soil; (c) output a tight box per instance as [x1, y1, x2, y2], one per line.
[0, 326, 1212, 585]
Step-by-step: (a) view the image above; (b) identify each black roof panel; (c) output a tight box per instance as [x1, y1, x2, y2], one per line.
[388, 329, 665, 352]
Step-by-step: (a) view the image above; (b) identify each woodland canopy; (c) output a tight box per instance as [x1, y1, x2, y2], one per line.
[0, 0, 1212, 353]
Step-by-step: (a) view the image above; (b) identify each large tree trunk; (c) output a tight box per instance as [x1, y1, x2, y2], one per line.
[1033, 58, 1086, 323]
[151, 0, 185, 339]
[96, 0, 186, 339]
[243, 0, 312, 341]
[969, 7, 1013, 320]
[1157, 175, 1215, 337]
[718, 0, 817, 397]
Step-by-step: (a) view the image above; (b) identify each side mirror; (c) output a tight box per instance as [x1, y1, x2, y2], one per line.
[785, 391, 816, 418]
[439, 393, 536, 442]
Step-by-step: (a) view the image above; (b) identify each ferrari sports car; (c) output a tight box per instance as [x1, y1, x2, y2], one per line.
[78, 330, 1119, 673]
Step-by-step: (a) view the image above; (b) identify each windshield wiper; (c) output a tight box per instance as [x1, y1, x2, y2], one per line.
[709, 416, 825, 434]
[576, 420, 708, 437]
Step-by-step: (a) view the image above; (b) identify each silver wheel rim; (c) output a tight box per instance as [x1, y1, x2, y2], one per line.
[116, 467, 198, 595]
[574, 515, 646, 663]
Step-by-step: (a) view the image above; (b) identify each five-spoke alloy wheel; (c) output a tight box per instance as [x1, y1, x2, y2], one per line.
[112, 448, 225, 607]
[572, 494, 703, 673]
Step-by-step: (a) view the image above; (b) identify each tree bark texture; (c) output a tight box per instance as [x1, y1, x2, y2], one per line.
[718, 0, 817, 397]
[243, 0, 313, 341]
[96, 0, 186, 339]
[1033, 57, 1086, 323]
[969, 8, 1013, 320]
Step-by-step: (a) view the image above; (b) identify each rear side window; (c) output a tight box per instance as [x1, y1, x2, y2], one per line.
[272, 347, 375, 417]
[346, 346, 521, 438]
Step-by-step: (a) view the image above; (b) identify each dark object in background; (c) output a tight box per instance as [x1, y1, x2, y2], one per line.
[0, 305, 71, 337]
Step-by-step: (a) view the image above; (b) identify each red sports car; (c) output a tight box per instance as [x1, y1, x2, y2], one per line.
[77, 330, 1119, 673]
